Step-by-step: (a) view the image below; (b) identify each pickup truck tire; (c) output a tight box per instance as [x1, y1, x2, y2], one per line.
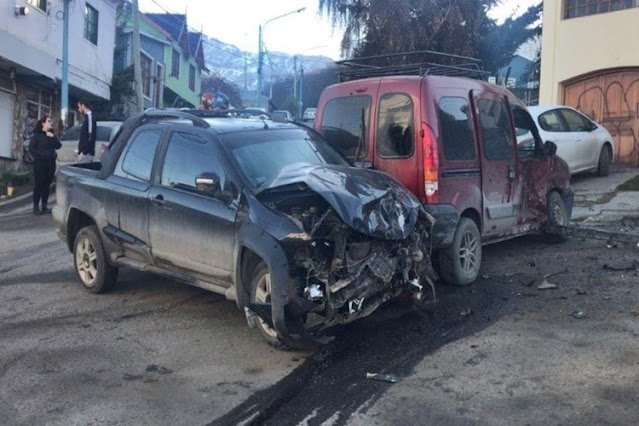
[250, 262, 286, 349]
[597, 145, 611, 177]
[73, 226, 119, 294]
[439, 218, 481, 286]
[545, 190, 569, 243]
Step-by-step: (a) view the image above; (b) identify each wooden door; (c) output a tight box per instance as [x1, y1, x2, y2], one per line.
[563, 69, 639, 166]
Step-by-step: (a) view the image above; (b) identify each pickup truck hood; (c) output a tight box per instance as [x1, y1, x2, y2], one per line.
[258, 163, 422, 240]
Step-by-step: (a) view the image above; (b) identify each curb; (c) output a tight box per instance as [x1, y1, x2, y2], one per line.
[0, 183, 55, 214]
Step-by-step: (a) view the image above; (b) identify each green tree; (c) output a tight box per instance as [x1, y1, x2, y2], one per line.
[319, 0, 542, 72]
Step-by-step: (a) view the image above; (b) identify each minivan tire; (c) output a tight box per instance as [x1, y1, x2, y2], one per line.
[250, 262, 286, 349]
[73, 225, 118, 294]
[439, 218, 482, 286]
[597, 145, 611, 177]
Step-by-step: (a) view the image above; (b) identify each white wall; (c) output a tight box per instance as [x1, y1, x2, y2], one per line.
[540, 1, 639, 104]
[0, 0, 117, 100]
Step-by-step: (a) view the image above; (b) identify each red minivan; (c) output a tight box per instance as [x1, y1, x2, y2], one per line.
[315, 75, 573, 285]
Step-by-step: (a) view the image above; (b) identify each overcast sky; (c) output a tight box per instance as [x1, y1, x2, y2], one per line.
[138, 0, 541, 60]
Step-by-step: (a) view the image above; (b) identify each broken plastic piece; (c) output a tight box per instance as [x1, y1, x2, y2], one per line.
[244, 307, 258, 329]
[570, 308, 587, 319]
[304, 283, 324, 301]
[366, 372, 401, 383]
[348, 298, 365, 314]
[460, 308, 473, 316]
[537, 279, 558, 290]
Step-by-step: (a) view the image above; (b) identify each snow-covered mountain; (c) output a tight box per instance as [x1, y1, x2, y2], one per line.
[202, 36, 335, 90]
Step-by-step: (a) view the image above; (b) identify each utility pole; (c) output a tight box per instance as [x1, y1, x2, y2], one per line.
[244, 53, 248, 89]
[61, 0, 70, 128]
[132, 0, 144, 112]
[293, 55, 298, 114]
[256, 25, 263, 108]
[298, 58, 304, 120]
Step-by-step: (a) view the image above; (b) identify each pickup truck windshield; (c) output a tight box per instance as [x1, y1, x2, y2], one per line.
[221, 128, 349, 189]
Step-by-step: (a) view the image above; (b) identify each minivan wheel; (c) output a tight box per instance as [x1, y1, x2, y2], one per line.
[439, 218, 481, 286]
[73, 226, 118, 294]
[250, 262, 286, 349]
[597, 145, 611, 177]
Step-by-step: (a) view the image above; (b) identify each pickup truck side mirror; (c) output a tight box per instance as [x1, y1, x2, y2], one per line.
[543, 141, 557, 157]
[195, 172, 234, 203]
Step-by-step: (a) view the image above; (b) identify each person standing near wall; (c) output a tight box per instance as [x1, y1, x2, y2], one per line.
[28, 116, 61, 215]
[77, 99, 96, 163]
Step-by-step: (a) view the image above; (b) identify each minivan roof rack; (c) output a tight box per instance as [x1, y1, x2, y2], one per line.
[336, 50, 491, 82]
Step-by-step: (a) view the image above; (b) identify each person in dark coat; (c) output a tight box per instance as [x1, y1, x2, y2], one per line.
[28, 115, 61, 215]
[77, 98, 97, 162]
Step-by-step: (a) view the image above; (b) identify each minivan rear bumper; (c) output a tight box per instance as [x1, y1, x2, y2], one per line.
[422, 204, 459, 248]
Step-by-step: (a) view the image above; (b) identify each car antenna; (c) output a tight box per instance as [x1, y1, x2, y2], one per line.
[353, 108, 365, 161]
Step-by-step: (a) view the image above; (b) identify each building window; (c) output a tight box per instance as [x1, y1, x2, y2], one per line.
[28, 0, 47, 12]
[565, 0, 637, 19]
[23, 86, 52, 143]
[189, 65, 196, 91]
[84, 3, 99, 45]
[171, 49, 180, 78]
[141, 54, 152, 98]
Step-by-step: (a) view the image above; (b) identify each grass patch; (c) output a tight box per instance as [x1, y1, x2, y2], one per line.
[0, 170, 34, 199]
[616, 174, 639, 191]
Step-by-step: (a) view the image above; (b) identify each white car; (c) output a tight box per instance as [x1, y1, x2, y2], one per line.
[528, 105, 614, 176]
[57, 121, 122, 166]
[272, 110, 293, 121]
[302, 107, 317, 122]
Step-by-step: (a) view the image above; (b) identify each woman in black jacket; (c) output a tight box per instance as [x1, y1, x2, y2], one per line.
[28, 116, 61, 215]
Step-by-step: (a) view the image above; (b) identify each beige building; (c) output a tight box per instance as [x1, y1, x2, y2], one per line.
[540, 0, 639, 165]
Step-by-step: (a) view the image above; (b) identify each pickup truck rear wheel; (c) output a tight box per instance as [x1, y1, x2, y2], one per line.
[73, 225, 118, 294]
[250, 262, 286, 349]
[439, 218, 481, 286]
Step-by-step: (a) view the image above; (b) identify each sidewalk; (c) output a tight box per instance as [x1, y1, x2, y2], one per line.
[570, 166, 639, 223]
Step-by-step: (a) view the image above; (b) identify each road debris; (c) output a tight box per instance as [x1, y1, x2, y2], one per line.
[602, 260, 639, 271]
[537, 279, 558, 290]
[576, 288, 588, 295]
[366, 372, 401, 383]
[570, 308, 587, 319]
[460, 308, 473, 316]
[146, 364, 173, 374]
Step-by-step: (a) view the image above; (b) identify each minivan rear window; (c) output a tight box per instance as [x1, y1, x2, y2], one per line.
[319, 95, 371, 160]
[438, 97, 476, 161]
[376, 93, 414, 158]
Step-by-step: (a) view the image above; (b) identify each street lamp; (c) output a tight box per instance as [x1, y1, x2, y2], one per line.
[296, 45, 327, 119]
[257, 7, 306, 109]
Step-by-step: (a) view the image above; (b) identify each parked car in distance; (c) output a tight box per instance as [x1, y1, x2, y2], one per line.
[315, 75, 573, 286]
[527, 105, 614, 177]
[303, 107, 317, 122]
[53, 110, 436, 348]
[272, 110, 293, 121]
[57, 121, 122, 166]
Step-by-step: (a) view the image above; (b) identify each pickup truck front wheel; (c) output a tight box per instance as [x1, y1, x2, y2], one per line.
[250, 262, 286, 349]
[73, 226, 118, 294]
[439, 217, 482, 286]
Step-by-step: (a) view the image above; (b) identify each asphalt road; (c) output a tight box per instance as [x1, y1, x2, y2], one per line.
[2, 198, 639, 425]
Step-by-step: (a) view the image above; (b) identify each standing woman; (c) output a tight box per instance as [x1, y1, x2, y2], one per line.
[28, 116, 61, 215]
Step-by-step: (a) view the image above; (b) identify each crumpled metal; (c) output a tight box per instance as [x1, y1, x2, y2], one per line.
[259, 163, 423, 240]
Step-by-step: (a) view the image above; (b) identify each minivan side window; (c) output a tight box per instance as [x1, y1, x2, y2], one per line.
[438, 97, 476, 161]
[376, 93, 414, 158]
[161, 132, 226, 194]
[512, 106, 539, 158]
[319, 95, 371, 160]
[116, 129, 162, 182]
[477, 99, 514, 161]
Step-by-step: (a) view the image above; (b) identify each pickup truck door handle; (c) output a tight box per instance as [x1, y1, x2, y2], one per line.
[152, 194, 166, 206]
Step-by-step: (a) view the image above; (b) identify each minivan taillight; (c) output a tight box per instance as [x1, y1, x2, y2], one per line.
[422, 122, 439, 204]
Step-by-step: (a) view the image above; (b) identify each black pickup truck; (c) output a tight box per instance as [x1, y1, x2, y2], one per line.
[53, 110, 436, 347]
